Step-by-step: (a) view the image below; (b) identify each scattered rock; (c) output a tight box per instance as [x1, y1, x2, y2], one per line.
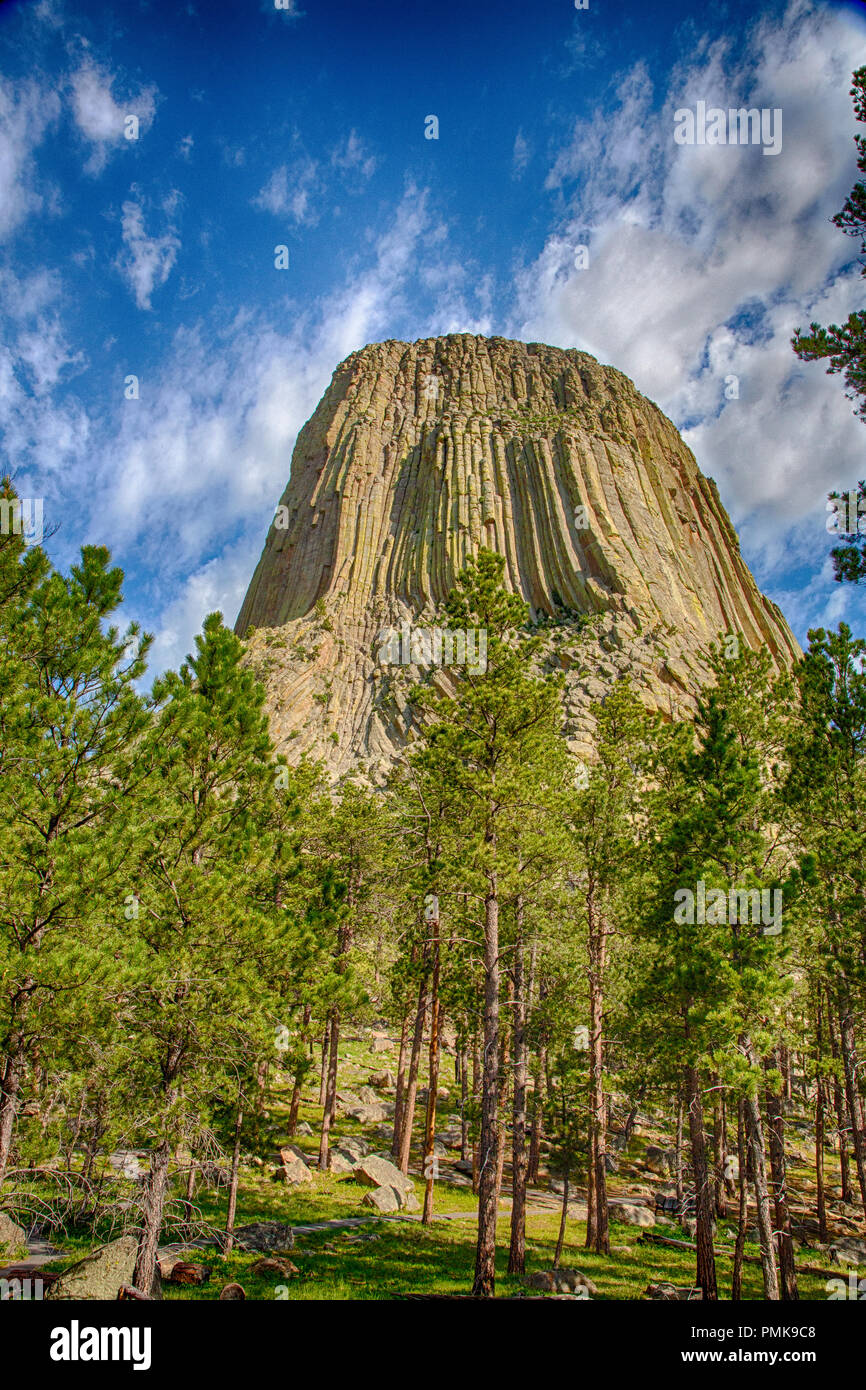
[250, 1256, 299, 1278]
[0, 1212, 27, 1259]
[233, 1222, 295, 1254]
[454, 1159, 474, 1175]
[831, 1236, 866, 1265]
[219, 1282, 246, 1300]
[353, 1154, 414, 1196]
[353, 1155, 417, 1211]
[369, 1071, 395, 1089]
[296, 1121, 313, 1137]
[343, 1102, 390, 1124]
[278, 1145, 307, 1164]
[272, 1156, 312, 1186]
[610, 1203, 655, 1228]
[328, 1151, 356, 1174]
[165, 1261, 210, 1286]
[644, 1146, 675, 1176]
[362, 1184, 402, 1214]
[46, 1236, 155, 1301]
[645, 1282, 703, 1301]
[526, 1268, 596, 1296]
[333, 1137, 370, 1162]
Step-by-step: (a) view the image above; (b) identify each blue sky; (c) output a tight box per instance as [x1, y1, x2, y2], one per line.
[1, 0, 865, 673]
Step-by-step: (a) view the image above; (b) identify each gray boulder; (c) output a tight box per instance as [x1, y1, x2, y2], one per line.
[611, 1202, 655, 1228]
[527, 1268, 596, 1296]
[0, 1212, 27, 1259]
[327, 1151, 355, 1174]
[333, 1136, 370, 1162]
[46, 1236, 157, 1301]
[233, 1222, 295, 1254]
[362, 1185, 401, 1214]
[273, 1156, 312, 1186]
[645, 1145, 675, 1176]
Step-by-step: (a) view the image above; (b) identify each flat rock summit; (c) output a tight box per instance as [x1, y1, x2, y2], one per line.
[236, 334, 799, 779]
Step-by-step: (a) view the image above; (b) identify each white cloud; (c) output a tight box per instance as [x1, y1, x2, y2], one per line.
[331, 129, 377, 182]
[253, 156, 319, 223]
[512, 0, 866, 636]
[115, 194, 181, 309]
[512, 130, 530, 178]
[0, 79, 61, 239]
[60, 188, 449, 672]
[69, 57, 157, 175]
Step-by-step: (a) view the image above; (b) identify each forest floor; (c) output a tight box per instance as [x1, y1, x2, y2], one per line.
[16, 1027, 865, 1300]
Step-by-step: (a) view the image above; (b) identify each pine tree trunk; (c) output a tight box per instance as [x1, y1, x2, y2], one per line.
[742, 1062, 780, 1300]
[472, 879, 500, 1298]
[712, 1076, 727, 1219]
[224, 1100, 244, 1254]
[585, 891, 609, 1255]
[685, 1062, 717, 1300]
[287, 1002, 312, 1139]
[765, 1056, 798, 1300]
[731, 1100, 747, 1301]
[133, 1138, 170, 1296]
[317, 1006, 340, 1169]
[287, 1080, 302, 1139]
[508, 912, 528, 1275]
[553, 1164, 570, 1269]
[398, 976, 428, 1175]
[827, 1003, 854, 1203]
[422, 912, 441, 1225]
[494, 975, 512, 1204]
[0, 1036, 26, 1189]
[527, 1041, 545, 1186]
[816, 1000, 828, 1243]
[318, 1019, 330, 1107]
[182, 1158, 197, 1229]
[837, 1000, 866, 1215]
[460, 1042, 469, 1162]
[675, 1087, 684, 1206]
[390, 1003, 410, 1159]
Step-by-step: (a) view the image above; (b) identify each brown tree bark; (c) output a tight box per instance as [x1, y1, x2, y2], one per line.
[675, 1086, 684, 1206]
[685, 1062, 717, 1300]
[508, 910, 528, 1275]
[741, 1045, 780, 1300]
[711, 1076, 728, 1219]
[390, 1002, 410, 1160]
[422, 906, 441, 1224]
[815, 998, 828, 1244]
[837, 999, 866, 1216]
[765, 1053, 798, 1300]
[731, 1100, 747, 1301]
[459, 1041, 469, 1162]
[553, 1164, 570, 1269]
[133, 1138, 171, 1297]
[0, 1033, 27, 1189]
[472, 879, 500, 1298]
[317, 1005, 340, 1169]
[585, 889, 609, 1256]
[223, 1098, 244, 1255]
[827, 1003, 853, 1204]
[318, 1019, 330, 1107]
[398, 975, 428, 1176]
[286, 1002, 312, 1139]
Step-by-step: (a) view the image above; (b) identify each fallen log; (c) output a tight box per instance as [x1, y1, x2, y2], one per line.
[639, 1230, 838, 1279]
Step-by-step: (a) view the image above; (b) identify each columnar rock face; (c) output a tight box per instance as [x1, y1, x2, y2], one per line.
[236, 334, 799, 779]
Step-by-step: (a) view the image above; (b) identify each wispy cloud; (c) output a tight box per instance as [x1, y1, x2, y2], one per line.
[115, 192, 181, 309]
[68, 56, 157, 176]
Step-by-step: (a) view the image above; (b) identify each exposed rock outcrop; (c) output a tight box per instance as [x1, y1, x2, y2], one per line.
[236, 334, 799, 778]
